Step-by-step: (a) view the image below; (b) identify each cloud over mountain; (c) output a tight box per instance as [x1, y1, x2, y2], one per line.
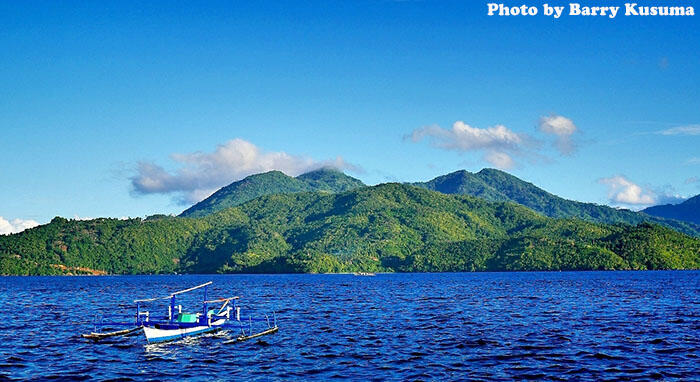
[131, 138, 361, 204]
[407, 115, 583, 169]
[598, 175, 686, 208]
[0, 217, 39, 235]
[407, 121, 530, 169]
[538, 114, 579, 155]
[599, 175, 655, 206]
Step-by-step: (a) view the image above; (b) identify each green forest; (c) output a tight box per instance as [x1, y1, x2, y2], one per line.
[2, 183, 699, 275]
[180, 168, 365, 218]
[414, 168, 700, 237]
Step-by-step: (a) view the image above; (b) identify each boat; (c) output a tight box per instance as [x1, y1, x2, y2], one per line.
[81, 281, 278, 344]
[353, 272, 376, 276]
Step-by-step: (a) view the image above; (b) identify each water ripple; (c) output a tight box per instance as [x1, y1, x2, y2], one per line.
[0, 271, 698, 380]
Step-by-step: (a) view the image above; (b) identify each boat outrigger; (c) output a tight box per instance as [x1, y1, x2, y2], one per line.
[81, 281, 278, 344]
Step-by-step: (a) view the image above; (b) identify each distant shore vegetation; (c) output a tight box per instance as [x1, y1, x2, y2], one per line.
[2, 183, 699, 275]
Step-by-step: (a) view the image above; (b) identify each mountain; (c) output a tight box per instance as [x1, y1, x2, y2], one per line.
[414, 169, 510, 201]
[2, 184, 699, 275]
[414, 169, 700, 237]
[643, 195, 700, 225]
[296, 168, 366, 192]
[180, 168, 365, 218]
[181, 167, 699, 237]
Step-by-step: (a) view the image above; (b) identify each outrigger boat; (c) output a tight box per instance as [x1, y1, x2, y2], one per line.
[81, 281, 278, 344]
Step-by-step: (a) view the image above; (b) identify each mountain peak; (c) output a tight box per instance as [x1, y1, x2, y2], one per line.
[477, 168, 527, 182]
[682, 194, 700, 206]
[642, 193, 700, 225]
[248, 170, 287, 178]
[180, 169, 365, 217]
[477, 168, 505, 175]
[298, 167, 344, 176]
[415, 169, 503, 200]
[415, 169, 700, 236]
[296, 168, 365, 193]
[441, 169, 472, 179]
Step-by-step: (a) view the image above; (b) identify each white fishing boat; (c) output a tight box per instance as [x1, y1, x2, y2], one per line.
[82, 281, 278, 344]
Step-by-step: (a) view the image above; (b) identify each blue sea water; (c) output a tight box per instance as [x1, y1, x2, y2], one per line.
[0, 271, 698, 381]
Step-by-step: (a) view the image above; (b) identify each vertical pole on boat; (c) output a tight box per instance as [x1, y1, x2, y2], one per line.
[169, 295, 175, 322]
[202, 285, 208, 325]
[136, 302, 140, 325]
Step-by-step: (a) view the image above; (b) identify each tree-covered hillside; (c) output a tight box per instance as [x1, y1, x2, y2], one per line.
[0, 216, 211, 275]
[180, 168, 365, 218]
[414, 169, 700, 237]
[2, 184, 699, 275]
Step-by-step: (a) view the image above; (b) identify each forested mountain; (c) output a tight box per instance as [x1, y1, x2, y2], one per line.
[180, 168, 365, 217]
[414, 169, 700, 237]
[2, 184, 699, 275]
[180, 167, 699, 237]
[643, 195, 700, 225]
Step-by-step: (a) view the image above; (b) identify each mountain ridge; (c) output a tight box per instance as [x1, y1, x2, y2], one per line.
[2, 183, 699, 275]
[180, 168, 365, 218]
[413, 168, 700, 237]
[181, 167, 700, 237]
[643, 195, 700, 225]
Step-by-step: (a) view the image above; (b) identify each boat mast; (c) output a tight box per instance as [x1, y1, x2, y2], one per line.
[202, 284, 208, 325]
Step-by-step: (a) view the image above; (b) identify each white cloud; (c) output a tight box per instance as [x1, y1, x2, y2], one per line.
[407, 121, 528, 169]
[484, 151, 515, 169]
[72, 215, 100, 221]
[598, 175, 656, 207]
[655, 194, 687, 205]
[538, 114, 578, 155]
[686, 176, 699, 185]
[0, 217, 40, 235]
[131, 138, 362, 204]
[650, 184, 687, 205]
[658, 125, 700, 136]
[596, 175, 688, 208]
[685, 157, 700, 165]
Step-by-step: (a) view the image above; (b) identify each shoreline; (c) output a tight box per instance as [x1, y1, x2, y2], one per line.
[4, 268, 700, 277]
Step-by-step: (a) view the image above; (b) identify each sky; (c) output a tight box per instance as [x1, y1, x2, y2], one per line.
[1, 0, 699, 233]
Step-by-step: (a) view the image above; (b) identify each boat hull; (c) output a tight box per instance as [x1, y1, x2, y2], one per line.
[143, 319, 226, 343]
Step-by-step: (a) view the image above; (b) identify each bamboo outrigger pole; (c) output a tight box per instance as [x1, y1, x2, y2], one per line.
[133, 281, 214, 303]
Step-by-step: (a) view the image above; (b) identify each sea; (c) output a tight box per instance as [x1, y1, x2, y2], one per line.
[1, 271, 698, 381]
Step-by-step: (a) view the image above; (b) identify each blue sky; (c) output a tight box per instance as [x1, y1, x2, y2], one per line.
[1, 1, 698, 232]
